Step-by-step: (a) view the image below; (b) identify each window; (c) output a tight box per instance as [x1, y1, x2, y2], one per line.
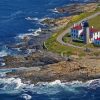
[76, 30, 78, 33]
[71, 29, 73, 33]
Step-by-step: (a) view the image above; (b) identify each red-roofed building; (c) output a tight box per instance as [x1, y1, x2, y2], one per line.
[71, 24, 83, 40]
[94, 38, 100, 45]
[72, 24, 82, 30]
[70, 21, 100, 46]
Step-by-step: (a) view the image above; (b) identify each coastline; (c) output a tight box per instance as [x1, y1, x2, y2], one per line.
[4, 54, 100, 84]
[0, 2, 100, 85]
[1, 1, 100, 100]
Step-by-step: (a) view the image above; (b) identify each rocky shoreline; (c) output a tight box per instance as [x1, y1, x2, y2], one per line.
[0, 2, 100, 85]
[56, 3, 98, 14]
[2, 51, 64, 68]
[2, 51, 100, 84]
[6, 60, 100, 84]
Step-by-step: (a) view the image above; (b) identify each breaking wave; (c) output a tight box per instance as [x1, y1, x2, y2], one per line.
[28, 29, 34, 32]
[33, 28, 42, 36]
[20, 93, 32, 100]
[0, 77, 100, 95]
[0, 62, 6, 67]
[0, 50, 8, 57]
[39, 17, 51, 23]
[25, 17, 39, 21]
[0, 76, 100, 100]
[16, 28, 42, 39]
[16, 32, 33, 39]
[51, 8, 59, 13]
[0, 78, 26, 94]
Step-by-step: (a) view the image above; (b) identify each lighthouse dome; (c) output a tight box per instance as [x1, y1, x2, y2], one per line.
[82, 21, 89, 27]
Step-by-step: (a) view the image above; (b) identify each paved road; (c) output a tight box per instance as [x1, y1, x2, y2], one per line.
[57, 12, 100, 49]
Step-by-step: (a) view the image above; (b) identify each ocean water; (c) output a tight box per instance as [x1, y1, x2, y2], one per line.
[0, 0, 100, 100]
[0, 0, 75, 57]
[0, 77, 100, 100]
[0, 0, 91, 56]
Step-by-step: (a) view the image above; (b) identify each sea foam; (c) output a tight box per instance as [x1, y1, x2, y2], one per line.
[0, 78, 26, 94]
[17, 28, 42, 39]
[33, 28, 42, 36]
[0, 50, 8, 57]
[16, 33, 33, 39]
[52, 8, 59, 13]
[0, 77, 100, 95]
[20, 94, 32, 100]
[25, 17, 39, 21]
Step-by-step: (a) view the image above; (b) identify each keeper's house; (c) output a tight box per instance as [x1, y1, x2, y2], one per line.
[71, 21, 100, 46]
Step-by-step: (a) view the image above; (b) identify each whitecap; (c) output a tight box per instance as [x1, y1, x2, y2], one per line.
[86, 79, 100, 89]
[0, 77, 100, 95]
[33, 28, 42, 36]
[0, 73, 6, 78]
[31, 79, 100, 94]
[39, 17, 51, 23]
[20, 94, 32, 100]
[0, 50, 8, 57]
[16, 28, 42, 39]
[28, 80, 78, 95]
[16, 33, 33, 39]
[49, 80, 62, 86]
[32, 17, 39, 21]
[28, 29, 34, 32]
[0, 78, 26, 94]
[0, 78, 24, 88]
[1, 62, 6, 66]
[25, 17, 38, 21]
[51, 8, 59, 13]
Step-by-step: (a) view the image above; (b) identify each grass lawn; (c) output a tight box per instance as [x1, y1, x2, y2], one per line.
[70, 7, 100, 24]
[89, 15, 100, 29]
[62, 33, 85, 47]
[72, 41, 84, 47]
[62, 33, 72, 43]
[45, 27, 86, 56]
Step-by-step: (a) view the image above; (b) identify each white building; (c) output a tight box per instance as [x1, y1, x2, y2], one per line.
[71, 21, 100, 46]
[94, 38, 100, 46]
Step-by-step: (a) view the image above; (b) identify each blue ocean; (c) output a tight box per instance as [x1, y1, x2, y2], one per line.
[0, 0, 75, 57]
[0, 0, 100, 100]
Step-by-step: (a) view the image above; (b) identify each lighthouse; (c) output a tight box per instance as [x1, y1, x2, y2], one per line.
[82, 21, 90, 44]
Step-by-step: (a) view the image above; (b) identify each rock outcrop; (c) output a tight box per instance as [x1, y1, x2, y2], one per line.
[3, 51, 64, 68]
[57, 3, 98, 14]
[7, 57, 100, 84]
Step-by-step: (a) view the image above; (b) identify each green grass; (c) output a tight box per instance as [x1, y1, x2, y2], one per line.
[71, 7, 100, 23]
[62, 33, 72, 43]
[62, 34, 85, 47]
[72, 41, 84, 47]
[84, 44, 96, 48]
[89, 15, 100, 29]
[45, 27, 86, 56]
[45, 7, 100, 57]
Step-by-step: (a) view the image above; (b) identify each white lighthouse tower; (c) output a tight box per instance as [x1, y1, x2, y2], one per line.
[82, 21, 90, 44]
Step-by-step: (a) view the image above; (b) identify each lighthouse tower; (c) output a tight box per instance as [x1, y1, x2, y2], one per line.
[82, 21, 90, 44]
